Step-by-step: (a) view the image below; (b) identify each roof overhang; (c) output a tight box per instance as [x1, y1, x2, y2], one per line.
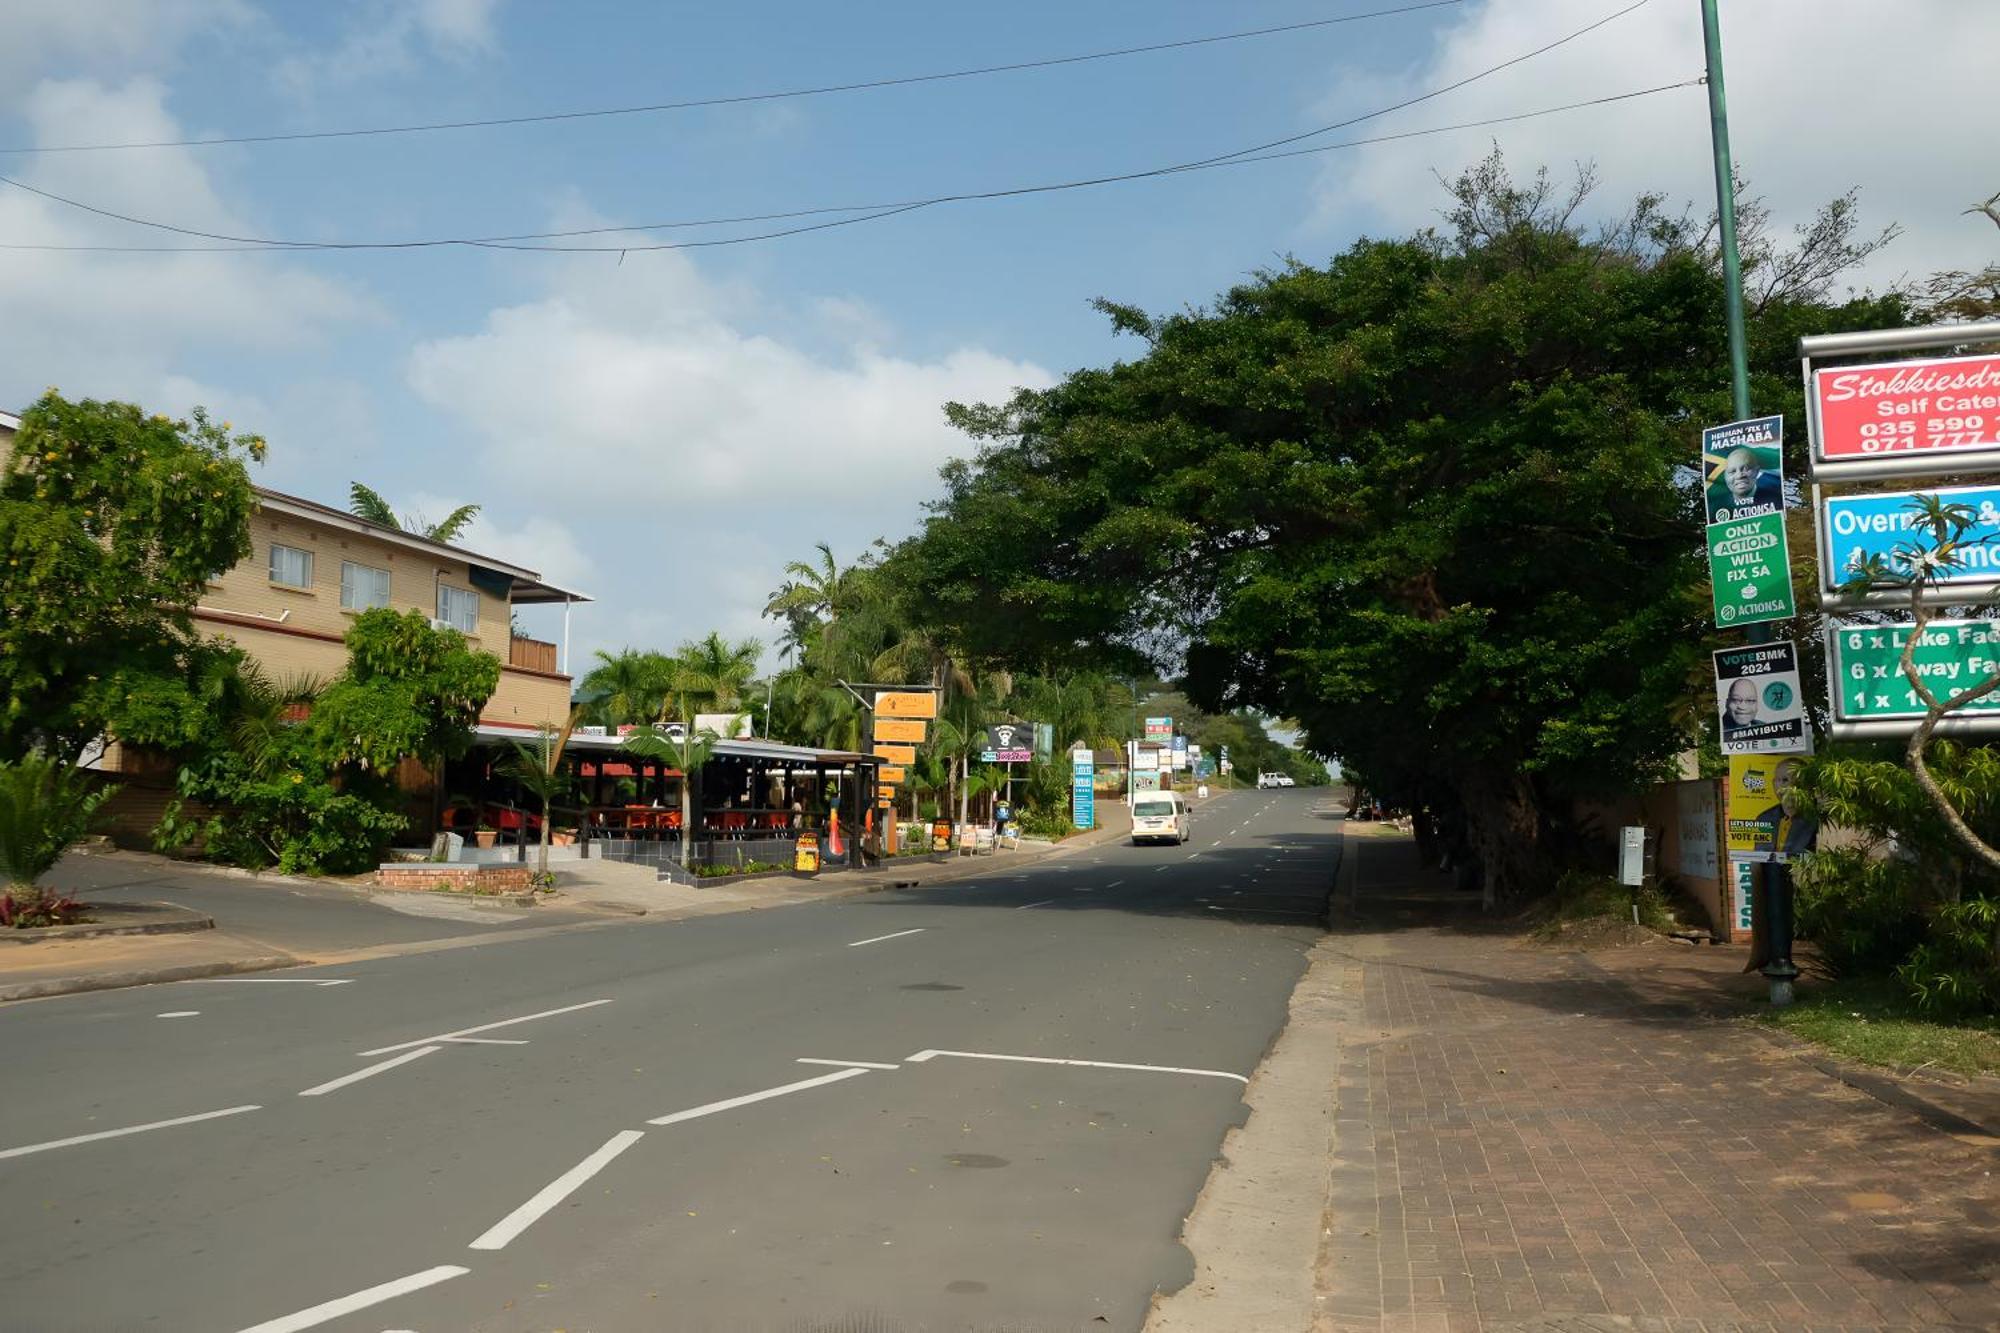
[477, 727, 873, 767]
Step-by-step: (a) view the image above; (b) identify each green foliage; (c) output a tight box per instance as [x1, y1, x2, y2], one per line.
[1015, 807, 1076, 840]
[1758, 977, 2000, 1077]
[347, 481, 480, 544]
[0, 392, 263, 762]
[1790, 848, 1930, 978]
[1528, 870, 1675, 939]
[315, 609, 500, 772]
[895, 155, 1901, 899]
[0, 754, 111, 923]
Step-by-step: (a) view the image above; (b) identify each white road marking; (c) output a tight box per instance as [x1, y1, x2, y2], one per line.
[156, 1011, 201, 1018]
[233, 1265, 469, 1333]
[1106, 880, 1125, 887]
[648, 1067, 870, 1126]
[357, 998, 613, 1056]
[468, 1129, 645, 1251]
[796, 1057, 901, 1070]
[1206, 904, 1307, 915]
[905, 1048, 1247, 1085]
[441, 1037, 529, 1045]
[847, 928, 925, 947]
[0, 1104, 261, 1161]
[1015, 899, 1056, 910]
[184, 977, 353, 986]
[298, 1046, 442, 1098]
[1210, 841, 1224, 848]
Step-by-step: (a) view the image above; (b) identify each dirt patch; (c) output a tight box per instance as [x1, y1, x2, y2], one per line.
[1525, 916, 1665, 951]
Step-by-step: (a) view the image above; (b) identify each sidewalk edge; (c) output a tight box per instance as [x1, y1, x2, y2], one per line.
[0, 955, 301, 1004]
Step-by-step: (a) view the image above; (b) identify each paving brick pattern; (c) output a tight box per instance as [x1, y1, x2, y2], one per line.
[1315, 835, 2000, 1333]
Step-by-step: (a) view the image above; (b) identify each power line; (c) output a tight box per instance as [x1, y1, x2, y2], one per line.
[0, 1, 1465, 156]
[0, 0, 1658, 255]
[0, 81, 1702, 256]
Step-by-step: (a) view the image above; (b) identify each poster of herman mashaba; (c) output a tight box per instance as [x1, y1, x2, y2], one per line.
[1713, 640, 1809, 755]
[1702, 415, 1784, 524]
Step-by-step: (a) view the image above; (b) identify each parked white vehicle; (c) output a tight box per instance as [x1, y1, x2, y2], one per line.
[1257, 771, 1295, 788]
[1130, 791, 1190, 845]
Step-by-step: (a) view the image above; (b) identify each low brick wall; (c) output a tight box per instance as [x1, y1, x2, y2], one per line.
[376, 864, 532, 894]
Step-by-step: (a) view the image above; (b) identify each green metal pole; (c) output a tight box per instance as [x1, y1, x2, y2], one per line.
[1700, 0, 1751, 421]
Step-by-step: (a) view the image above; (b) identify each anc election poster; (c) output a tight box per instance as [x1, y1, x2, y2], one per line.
[1713, 640, 1808, 755]
[1702, 415, 1784, 524]
[1726, 753, 1813, 864]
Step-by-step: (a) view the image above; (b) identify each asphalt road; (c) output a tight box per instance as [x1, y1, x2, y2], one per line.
[0, 789, 1342, 1333]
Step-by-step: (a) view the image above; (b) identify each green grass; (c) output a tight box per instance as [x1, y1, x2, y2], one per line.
[1758, 978, 2000, 1078]
[1526, 871, 1677, 940]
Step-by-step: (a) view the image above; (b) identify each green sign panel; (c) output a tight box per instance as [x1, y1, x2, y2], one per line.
[1830, 619, 2000, 722]
[1707, 510, 1795, 627]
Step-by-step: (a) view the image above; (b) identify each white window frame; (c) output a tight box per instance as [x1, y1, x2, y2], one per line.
[269, 542, 313, 589]
[437, 583, 479, 634]
[340, 560, 391, 611]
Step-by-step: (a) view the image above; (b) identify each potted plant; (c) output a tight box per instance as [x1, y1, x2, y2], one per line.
[473, 823, 498, 849]
[551, 828, 577, 847]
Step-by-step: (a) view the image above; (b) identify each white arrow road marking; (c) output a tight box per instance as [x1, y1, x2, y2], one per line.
[468, 1131, 645, 1251]
[299, 1046, 442, 1098]
[234, 1265, 469, 1333]
[0, 1105, 261, 1161]
[358, 998, 613, 1056]
[906, 1048, 1247, 1085]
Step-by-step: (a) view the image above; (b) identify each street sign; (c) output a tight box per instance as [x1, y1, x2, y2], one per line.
[1713, 640, 1808, 755]
[1811, 349, 2000, 480]
[1071, 749, 1095, 830]
[1817, 481, 2000, 607]
[1701, 415, 1785, 523]
[872, 743, 917, 765]
[1826, 618, 2000, 737]
[876, 691, 938, 719]
[1707, 510, 1795, 627]
[874, 717, 928, 743]
[983, 723, 1033, 764]
[878, 765, 906, 784]
[1143, 716, 1173, 741]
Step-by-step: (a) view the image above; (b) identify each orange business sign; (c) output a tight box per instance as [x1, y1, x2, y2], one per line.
[873, 744, 917, 765]
[878, 766, 907, 784]
[873, 717, 928, 743]
[875, 691, 938, 720]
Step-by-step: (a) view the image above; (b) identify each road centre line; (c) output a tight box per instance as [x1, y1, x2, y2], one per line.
[298, 1046, 442, 1098]
[847, 927, 925, 947]
[357, 997, 614, 1056]
[184, 977, 354, 986]
[0, 1104, 262, 1162]
[441, 1036, 528, 1045]
[796, 1057, 901, 1070]
[1015, 899, 1057, 910]
[905, 1048, 1248, 1085]
[468, 1130, 645, 1251]
[649, 1067, 870, 1126]
[234, 1264, 470, 1333]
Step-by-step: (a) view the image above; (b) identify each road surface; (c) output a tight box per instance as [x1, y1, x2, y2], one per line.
[0, 788, 1341, 1333]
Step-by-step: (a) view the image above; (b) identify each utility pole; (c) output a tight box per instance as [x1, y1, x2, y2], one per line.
[1701, 0, 1795, 1005]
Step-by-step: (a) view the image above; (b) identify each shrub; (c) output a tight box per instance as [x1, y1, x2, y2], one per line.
[1017, 808, 1076, 840]
[1790, 847, 1930, 978]
[0, 754, 111, 926]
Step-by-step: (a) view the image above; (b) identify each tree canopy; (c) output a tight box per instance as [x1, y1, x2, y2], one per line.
[896, 159, 1902, 897]
[0, 393, 264, 762]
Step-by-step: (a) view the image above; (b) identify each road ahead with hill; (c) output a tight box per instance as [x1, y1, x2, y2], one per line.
[0, 788, 1341, 1333]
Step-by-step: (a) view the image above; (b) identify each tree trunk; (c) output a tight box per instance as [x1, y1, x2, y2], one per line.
[958, 753, 969, 831]
[537, 788, 552, 879]
[1457, 767, 1549, 909]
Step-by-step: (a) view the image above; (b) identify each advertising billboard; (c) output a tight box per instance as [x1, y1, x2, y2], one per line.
[1818, 482, 2000, 607]
[1811, 350, 2000, 479]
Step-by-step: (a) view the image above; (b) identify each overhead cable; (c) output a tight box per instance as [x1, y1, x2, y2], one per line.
[0, 1, 1465, 156]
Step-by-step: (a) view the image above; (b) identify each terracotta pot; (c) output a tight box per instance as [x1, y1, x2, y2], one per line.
[473, 829, 498, 848]
[551, 832, 576, 847]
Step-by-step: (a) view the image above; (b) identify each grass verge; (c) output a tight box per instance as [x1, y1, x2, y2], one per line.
[1757, 978, 2000, 1078]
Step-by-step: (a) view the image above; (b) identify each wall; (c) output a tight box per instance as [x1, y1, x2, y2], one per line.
[1579, 778, 1731, 938]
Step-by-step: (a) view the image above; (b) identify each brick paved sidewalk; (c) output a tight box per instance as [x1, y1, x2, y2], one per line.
[1315, 832, 2000, 1333]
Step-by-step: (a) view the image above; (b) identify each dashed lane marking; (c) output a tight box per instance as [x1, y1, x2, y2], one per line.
[467, 1130, 646, 1251]
[905, 1048, 1247, 1085]
[848, 927, 925, 947]
[357, 998, 614, 1057]
[0, 1104, 261, 1162]
[233, 1265, 469, 1333]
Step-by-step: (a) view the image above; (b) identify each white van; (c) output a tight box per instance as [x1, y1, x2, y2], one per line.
[1131, 791, 1190, 845]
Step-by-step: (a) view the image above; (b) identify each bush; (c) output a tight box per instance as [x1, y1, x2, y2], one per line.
[0, 754, 110, 926]
[1790, 847, 1930, 978]
[1530, 869, 1675, 938]
[1016, 808, 1076, 840]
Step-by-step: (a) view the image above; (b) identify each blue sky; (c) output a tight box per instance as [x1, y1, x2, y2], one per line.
[3, 0, 1993, 670]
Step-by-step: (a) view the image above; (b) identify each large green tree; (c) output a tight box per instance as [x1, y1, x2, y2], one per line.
[0, 393, 264, 762]
[900, 160, 1900, 900]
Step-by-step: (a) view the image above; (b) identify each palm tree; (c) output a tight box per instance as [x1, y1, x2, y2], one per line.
[577, 649, 673, 729]
[621, 713, 723, 875]
[349, 482, 481, 546]
[672, 632, 762, 715]
[499, 709, 580, 882]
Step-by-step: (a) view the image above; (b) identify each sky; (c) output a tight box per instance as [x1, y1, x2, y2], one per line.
[3, 0, 1994, 674]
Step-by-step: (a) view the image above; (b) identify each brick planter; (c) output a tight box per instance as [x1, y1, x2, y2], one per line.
[375, 863, 534, 897]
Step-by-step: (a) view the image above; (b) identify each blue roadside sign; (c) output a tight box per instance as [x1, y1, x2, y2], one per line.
[1821, 482, 2000, 599]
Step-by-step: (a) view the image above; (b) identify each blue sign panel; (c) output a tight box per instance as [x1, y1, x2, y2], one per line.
[1071, 759, 1095, 830]
[1822, 483, 2000, 593]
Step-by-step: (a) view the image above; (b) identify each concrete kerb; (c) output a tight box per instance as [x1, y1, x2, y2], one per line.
[0, 955, 299, 1003]
[0, 901, 215, 944]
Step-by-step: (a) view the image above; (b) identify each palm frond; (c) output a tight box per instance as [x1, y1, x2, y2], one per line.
[347, 483, 402, 530]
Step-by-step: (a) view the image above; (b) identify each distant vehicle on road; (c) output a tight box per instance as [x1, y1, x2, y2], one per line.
[1257, 772, 1296, 788]
[1131, 791, 1191, 844]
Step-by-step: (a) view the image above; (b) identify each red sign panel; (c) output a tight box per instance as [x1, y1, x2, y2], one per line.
[1814, 351, 2000, 460]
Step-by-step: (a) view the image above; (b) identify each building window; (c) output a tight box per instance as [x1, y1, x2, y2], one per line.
[269, 543, 313, 589]
[437, 584, 479, 634]
[340, 560, 391, 610]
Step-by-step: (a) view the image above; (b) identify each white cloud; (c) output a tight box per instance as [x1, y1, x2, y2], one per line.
[0, 0, 250, 99]
[405, 242, 1050, 659]
[274, 0, 502, 95]
[0, 78, 379, 413]
[1306, 0, 2000, 291]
